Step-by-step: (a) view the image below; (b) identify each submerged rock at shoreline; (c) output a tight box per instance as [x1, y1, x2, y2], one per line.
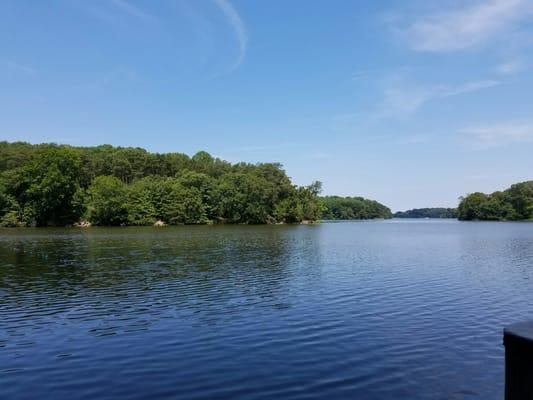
[74, 220, 92, 228]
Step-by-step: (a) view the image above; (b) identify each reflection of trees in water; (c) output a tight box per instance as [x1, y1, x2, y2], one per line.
[0, 226, 322, 333]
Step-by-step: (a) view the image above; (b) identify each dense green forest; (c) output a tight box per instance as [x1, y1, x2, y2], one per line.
[320, 196, 391, 220]
[457, 181, 533, 221]
[0, 141, 325, 227]
[393, 208, 457, 219]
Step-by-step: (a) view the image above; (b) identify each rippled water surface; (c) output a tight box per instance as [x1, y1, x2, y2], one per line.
[1, 220, 533, 399]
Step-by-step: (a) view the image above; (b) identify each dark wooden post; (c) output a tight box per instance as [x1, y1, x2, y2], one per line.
[504, 321, 533, 400]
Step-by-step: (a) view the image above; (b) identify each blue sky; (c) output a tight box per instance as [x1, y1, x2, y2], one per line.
[1, 0, 533, 211]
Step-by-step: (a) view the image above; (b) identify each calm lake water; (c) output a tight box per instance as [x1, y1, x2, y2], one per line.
[1, 220, 532, 399]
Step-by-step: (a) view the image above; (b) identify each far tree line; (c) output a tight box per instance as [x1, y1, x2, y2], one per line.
[393, 208, 457, 219]
[321, 196, 392, 220]
[394, 182, 532, 221]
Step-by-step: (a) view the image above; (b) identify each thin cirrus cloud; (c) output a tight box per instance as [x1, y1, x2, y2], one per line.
[0, 59, 36, 76]
[401, 0, 532, 52]
[495, 59, 527, 75]
[76, 0, 157, 26]
[462, 121, 533, 148]
[378, 78, 501, 118]
[110, 0, 157, 21]
[214, 0, 248, 71]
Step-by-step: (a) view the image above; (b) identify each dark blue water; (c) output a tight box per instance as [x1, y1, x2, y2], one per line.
[1, 220, 532, 399]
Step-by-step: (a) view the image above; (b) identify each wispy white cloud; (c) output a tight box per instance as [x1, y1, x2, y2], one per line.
[76, 0, 156, 26]
[111, 0, 157, 21]
[0, 59, 36, 75]
[214, 0, 248, 71]
[379, 78, 501, 118]
[495, 59, 527, 75]
[462, 120, 533, 148]
[442, 80, 502, 96]
[400, 0, 533, 52]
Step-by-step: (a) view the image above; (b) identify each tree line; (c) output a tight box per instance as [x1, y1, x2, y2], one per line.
[320, 196, 391, 220]
[393, 208, 457, 219]
[2, 143, 531, 225]
[457, 181, 533, 221]
[0, 142, 324, 227]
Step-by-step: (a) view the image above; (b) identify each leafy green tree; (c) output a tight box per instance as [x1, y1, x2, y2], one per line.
[0, 141, 35, 172]
[458, 181, 533, 221]
[176, 171, 214, 219]
[457, 192, 489, 220]
[162, 152, 191, 176]
[214, 173, 272, 223]
[0, 177, 22, 226]
[274, 194, 304, 223]
[88, 176, 129, 225]
[299, 182, 324, 221]
[111, 153, 133, 183]
[505, 181, 533, 220]
[126, 175, 211, 225]
[179, 189, 209, 223]
[159, 182, 187, 224]
[13, 146, 85, 226]
[127, 177, 158, 225]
